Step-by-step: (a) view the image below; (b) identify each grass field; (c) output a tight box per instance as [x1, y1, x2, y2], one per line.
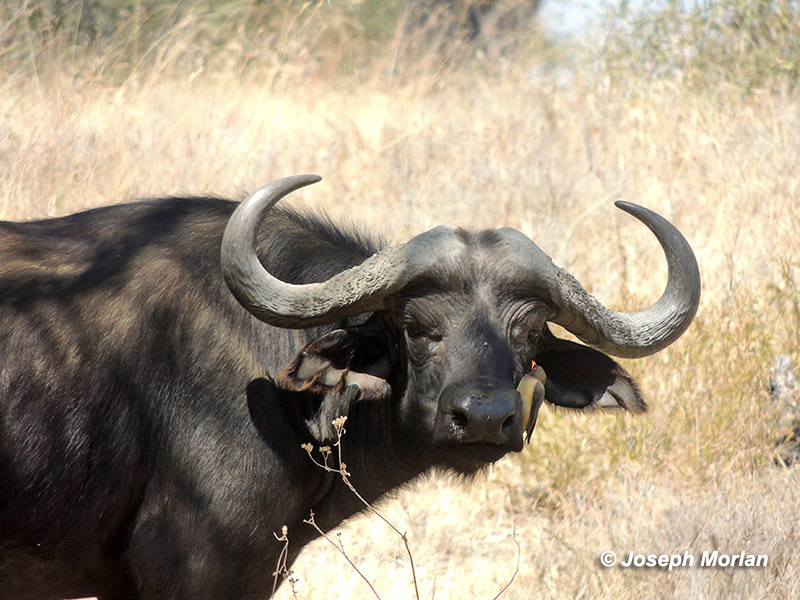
[2, 1, 800, 598]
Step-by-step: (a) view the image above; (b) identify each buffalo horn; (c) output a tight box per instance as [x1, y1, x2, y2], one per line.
[548, 201, 701, 358]
[220, 175, 455, 328]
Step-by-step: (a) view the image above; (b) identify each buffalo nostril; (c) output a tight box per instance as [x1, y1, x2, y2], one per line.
[452, 406, 469, 432]
[452, 395, 517, 445]
[501, 414, 515, 438]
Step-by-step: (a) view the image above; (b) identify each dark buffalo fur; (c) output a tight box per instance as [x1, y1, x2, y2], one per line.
[0, 197, 643, 599]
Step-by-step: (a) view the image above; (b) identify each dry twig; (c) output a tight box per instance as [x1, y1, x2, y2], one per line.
[301, 416, 420, 600]
[271, 525, 299, 599]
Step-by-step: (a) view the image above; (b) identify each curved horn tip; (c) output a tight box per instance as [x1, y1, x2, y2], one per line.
[272, 173, 323, 189]
[243, 174, 323, 206]
[613, 200, 651, 219]
[300, 173, 323, 183]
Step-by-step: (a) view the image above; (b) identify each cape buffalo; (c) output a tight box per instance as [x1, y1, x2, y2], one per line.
[0, 175, 700, 599]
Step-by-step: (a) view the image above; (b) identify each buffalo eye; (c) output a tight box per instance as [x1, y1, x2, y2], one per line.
[404, 320, 442, 343]
[527, 327, 543, 349]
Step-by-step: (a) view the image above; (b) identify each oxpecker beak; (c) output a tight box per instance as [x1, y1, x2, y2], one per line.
[518, 361, 546, 443]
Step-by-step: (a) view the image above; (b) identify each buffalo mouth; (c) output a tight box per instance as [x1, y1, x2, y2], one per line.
[437, 440, 521, 474]
[431, 388, 527, 473]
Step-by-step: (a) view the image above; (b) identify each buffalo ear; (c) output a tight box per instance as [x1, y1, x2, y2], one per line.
[277, 326, 391, 441]
[535, 332, 645, 413]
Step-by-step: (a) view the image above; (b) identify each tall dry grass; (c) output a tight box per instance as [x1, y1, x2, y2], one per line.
[1, 1, 799, 598]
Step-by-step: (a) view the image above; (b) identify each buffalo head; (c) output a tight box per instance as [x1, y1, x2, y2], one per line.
[221, 175, 700, 474]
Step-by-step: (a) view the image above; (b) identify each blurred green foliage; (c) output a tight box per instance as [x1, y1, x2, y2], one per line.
[0, 0, 407, 75]
[1, 0, 797, 91]
[602, 0, 800, 92]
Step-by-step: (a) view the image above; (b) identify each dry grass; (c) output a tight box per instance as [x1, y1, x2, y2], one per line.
[2, 3, 799, 598]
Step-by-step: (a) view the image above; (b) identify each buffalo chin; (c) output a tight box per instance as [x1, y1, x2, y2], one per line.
[437, 440, 522, 475]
